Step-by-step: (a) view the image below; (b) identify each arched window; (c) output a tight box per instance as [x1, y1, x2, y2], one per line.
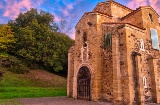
[104, 32, 112, 47]
[83, 32, 87, 43]
[150, 28, 159, 50]
[149, 13, 153, 22]
[143, 76, 147, 88]
[140, 39, 145, 51]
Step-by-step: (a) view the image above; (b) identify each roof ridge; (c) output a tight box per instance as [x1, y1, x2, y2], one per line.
[110, 0, 133, 11]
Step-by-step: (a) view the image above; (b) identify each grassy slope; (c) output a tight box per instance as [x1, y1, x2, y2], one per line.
[0, 67, 67, 100]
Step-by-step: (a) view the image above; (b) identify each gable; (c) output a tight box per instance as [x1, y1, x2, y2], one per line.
[93, 2, 111, 16]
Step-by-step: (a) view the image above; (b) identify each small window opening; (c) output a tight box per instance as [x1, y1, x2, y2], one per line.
[104, 32, 112, 47]
[83, 42, 87, 48]
[149, 13, 153, 22]
[140, 39, 145, 51]
[83, 32, 87, 43]
[143, 76, 147, 88]
[77, 30, 80, 34]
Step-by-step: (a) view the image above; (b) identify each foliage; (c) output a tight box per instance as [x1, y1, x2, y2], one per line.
[0, 54, 29, 74]
[0, 25, 15, 53]
[9, 8, 73, 72]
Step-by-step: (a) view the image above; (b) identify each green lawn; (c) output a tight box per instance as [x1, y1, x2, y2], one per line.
[0, 87, 66, 99]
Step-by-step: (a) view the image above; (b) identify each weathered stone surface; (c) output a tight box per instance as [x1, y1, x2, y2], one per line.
[67, 0, 160, 105]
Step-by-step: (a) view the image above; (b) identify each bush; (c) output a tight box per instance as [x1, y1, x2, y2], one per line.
[0, 53, 29, 74]
[8, 64, 29, 74]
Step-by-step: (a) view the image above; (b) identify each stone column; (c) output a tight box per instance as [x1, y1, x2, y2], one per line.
[148, 58, 159, 103]
[67, 51, 74, 97]
[134, 53, 144, 105]
[112, 33, 122, 104]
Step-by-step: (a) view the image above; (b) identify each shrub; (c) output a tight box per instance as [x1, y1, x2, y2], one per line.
[0, 53, 29, 74]
[8, 64, 29, 74]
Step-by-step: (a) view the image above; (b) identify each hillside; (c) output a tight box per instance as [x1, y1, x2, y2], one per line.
[0, 67, 67, 87]
[0, 67, 67, 99]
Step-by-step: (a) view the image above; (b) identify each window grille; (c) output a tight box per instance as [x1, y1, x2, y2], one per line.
[104, 32, 112, 47]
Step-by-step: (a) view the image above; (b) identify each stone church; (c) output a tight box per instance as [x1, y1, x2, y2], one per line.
[67, 0, 160, 104]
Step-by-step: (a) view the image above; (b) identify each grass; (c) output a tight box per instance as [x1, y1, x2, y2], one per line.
[0, 87, 66, 99]
[0, 67, 67, 100]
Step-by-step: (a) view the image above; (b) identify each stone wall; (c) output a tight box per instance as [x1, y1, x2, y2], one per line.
[68, 1, 160, 104]
[110, 1, 132, 19]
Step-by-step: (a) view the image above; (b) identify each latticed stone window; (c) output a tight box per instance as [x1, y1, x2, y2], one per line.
[104, 32, 112, 47]
[150, 28, 159, 50]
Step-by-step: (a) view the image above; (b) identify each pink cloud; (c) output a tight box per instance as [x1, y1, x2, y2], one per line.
[128, 0, 160, 14]
[54, 15, 61, 22]
[63, 9, 69, 16]
[61, 4, 74, 16]
[127, 0, 148, 9]
[3, 0, 44, 19]
[149, 0, 160, 14]
[0, 2, 3, 8]
[67, 4, 73, 10]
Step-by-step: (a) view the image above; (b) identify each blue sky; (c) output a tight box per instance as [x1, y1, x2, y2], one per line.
[0, 0, 159, 39]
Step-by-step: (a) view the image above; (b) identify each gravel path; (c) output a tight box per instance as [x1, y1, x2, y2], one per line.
[18, 97, 113, 105]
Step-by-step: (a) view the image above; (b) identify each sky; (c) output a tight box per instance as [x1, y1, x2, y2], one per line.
[0, 0, 160, 39]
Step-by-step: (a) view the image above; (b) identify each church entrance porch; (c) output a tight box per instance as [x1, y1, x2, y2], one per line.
[77, 66, 91, 100]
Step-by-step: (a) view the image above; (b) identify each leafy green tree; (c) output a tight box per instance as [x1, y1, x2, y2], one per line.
[0, 25, 15, 53]
[9, 8, 73, 72]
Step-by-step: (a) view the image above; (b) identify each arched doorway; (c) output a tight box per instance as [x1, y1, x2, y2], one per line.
[77, 66, 91, 100]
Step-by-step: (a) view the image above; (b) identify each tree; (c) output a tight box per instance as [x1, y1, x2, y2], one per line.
[0, 25, 15, 53]
[9, 8, 73, 72]
[57, 15, 73, 36]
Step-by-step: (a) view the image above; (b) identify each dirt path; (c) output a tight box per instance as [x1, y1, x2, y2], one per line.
[18, 97, 113, 105]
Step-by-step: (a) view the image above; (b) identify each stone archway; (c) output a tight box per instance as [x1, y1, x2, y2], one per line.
[77, 66, 91, 100]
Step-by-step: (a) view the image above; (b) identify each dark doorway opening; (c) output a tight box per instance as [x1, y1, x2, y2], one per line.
[77, 66, 91, 100]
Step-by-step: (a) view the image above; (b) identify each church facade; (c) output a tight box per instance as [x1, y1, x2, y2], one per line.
[67, 0, 160, 104]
